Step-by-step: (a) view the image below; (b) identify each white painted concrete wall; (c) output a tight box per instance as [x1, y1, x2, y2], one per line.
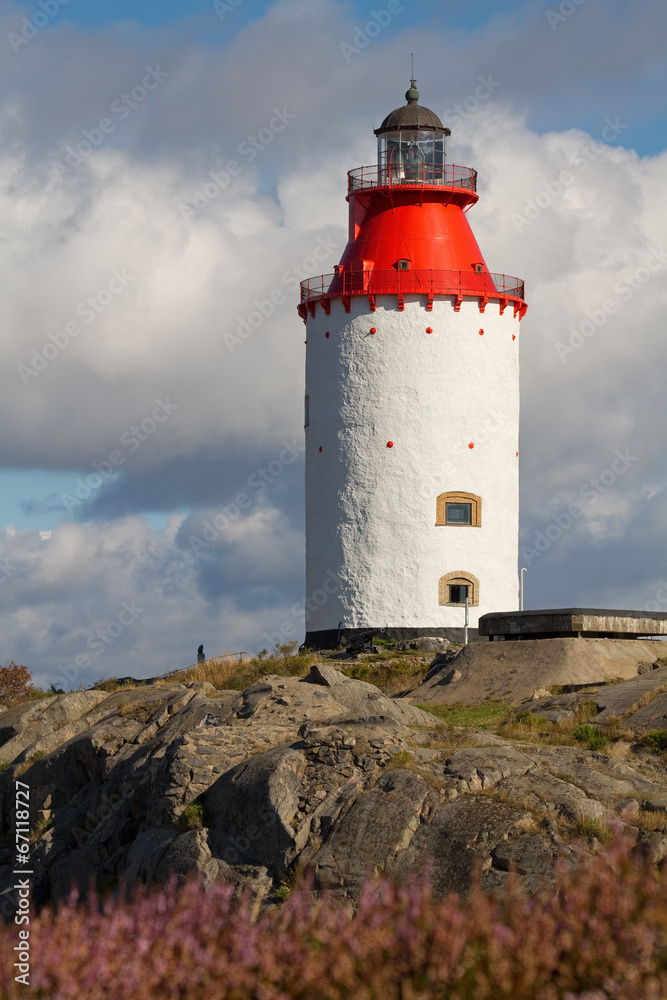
[304, 294, 521, 633]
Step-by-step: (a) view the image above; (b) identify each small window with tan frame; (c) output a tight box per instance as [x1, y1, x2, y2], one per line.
[436, 492, 481, 527]
[438, 571, 480, 607]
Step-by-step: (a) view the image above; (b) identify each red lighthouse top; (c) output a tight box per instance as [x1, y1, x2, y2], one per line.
[298, 81, 525, 321]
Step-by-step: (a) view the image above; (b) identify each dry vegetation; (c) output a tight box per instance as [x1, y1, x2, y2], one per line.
[118, 702, 157, 723]
[341, 646, 430, 694]
[169, 642, 321, 690]
[629, 808, 667, 832]
[143, 640, 431, 696]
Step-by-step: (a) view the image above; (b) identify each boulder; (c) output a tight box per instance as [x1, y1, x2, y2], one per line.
[153, 829, 220, 888]
[206, 746, 308, 870]
[304, 664, 348, 686]
[409, 637, 451, 653]
[388, 796, 538, 899]
[309, 769, 432, 893]
[310, 674, 435, 727]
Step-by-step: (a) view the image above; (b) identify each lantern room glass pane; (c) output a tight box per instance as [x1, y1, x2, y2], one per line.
[378, 130, 446, 184]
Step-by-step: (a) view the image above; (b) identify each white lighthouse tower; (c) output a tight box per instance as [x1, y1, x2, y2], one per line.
[299, 81, 526, 648]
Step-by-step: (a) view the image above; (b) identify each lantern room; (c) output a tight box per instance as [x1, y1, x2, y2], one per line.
[374, 79, 451, 186]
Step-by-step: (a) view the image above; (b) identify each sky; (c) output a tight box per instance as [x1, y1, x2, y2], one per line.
[0, 0, 666, 689]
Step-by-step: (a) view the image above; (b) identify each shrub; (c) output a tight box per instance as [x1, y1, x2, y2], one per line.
[642, 729, 667, 752]
[0, 662, 34, 706]
[275, 881, 291, 901]
[573, 722, 608, 751]
[0, 837, 664, 999]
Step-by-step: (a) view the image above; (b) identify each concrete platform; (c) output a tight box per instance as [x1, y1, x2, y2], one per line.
[479, 608, 667, 641]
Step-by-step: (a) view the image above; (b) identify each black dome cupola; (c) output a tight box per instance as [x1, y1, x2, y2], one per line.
[375, 79, 451, 136]
[374, 80, 451, 184]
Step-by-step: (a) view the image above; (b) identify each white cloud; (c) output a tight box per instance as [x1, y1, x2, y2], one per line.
[0, 509, 305, 689]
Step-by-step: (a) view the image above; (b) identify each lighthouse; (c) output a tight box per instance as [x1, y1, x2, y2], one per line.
[299, 81, 526, 649]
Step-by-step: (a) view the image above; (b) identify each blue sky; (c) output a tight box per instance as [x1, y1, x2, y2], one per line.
[1, 0, 666, 686]
[58, 0, 495, 31]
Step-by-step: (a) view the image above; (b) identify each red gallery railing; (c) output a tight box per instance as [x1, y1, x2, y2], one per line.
[348, 163, 477, 193]
[298, 268, 526, 321]
[300, 269, 525, 303]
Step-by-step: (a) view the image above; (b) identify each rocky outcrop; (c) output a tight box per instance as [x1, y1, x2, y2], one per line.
[1, 666, 665, 916]
[0, 690, 109, 763]
[515, 665, 667, 733]
[410, 637, 666, 704]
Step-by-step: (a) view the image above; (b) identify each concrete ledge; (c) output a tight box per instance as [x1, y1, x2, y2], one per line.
[479, 608, 667, 640]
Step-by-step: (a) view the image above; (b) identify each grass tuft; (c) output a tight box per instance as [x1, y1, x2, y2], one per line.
[627, 685, 667, 716]
[417, 700, 509, 729]
[178, 803, 210, 831]
[575, 815, 612, 844]
[630, 809, 667, 832]
[30, 816, 53, 842]
[384, 750, 413, 770]
[500, 699, 603, 748]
